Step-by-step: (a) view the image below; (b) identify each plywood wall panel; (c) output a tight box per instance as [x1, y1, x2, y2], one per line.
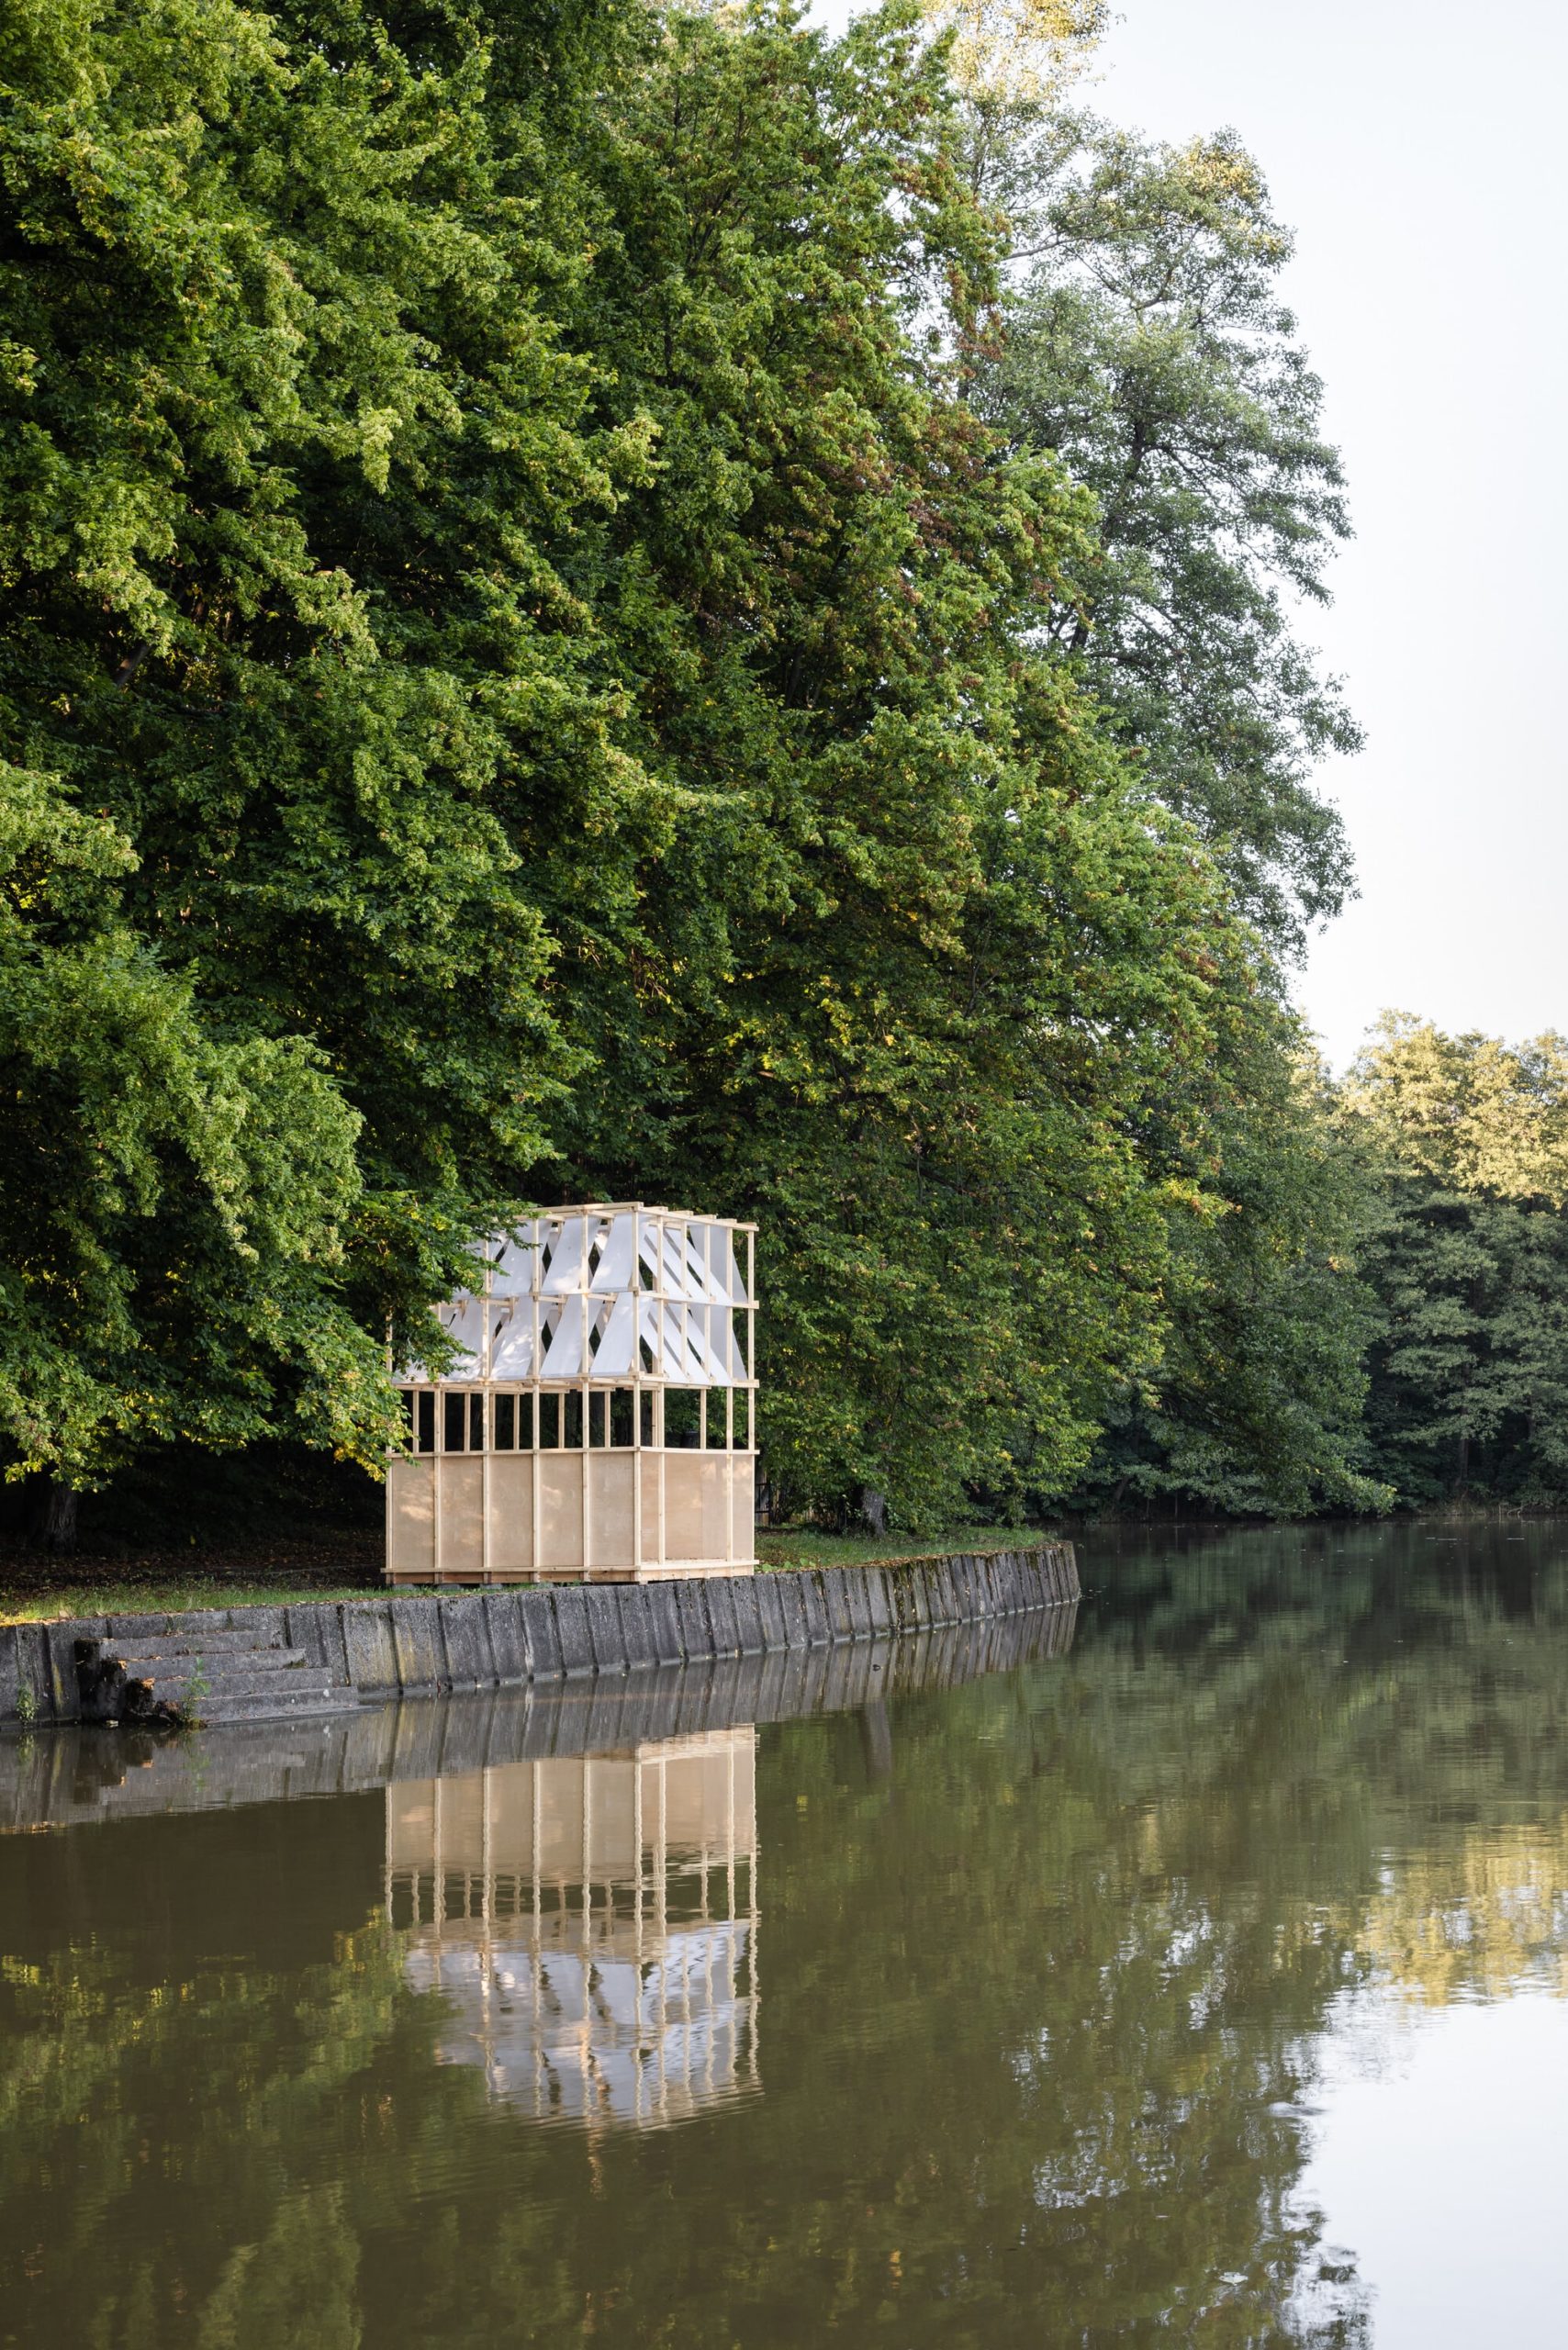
[588, 1454, 636, 1571]
[487, 1455, 533, 1572]
[389, 1461, 435, 1577]
[538, 1454, 585, 1572]
[442, 1458, 485, 1579]
[664, 1455, 705, 1563]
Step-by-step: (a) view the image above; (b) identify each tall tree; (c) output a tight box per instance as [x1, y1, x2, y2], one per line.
[544, 0, 1254, 1524]
[958, 92, 1371, 1520]
[975, 118, 1360, 952]
[0, 0, 657, 1498]
[0, 0, 1288, 1534]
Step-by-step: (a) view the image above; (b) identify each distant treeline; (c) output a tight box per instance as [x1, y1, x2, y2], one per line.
[1082, 1017, 1568, 1518]
[0, 0, 1551, 1535]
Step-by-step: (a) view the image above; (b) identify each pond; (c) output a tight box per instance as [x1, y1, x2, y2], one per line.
[4, 1523, 1567, 2345]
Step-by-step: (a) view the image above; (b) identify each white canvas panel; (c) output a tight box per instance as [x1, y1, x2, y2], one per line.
[670, 1224, 702, 1299]
[667, 1302, 702, 1379]
[490, 1226, 541, 1297]
[539, 1297, 588, 1378]
[655, 1223, 718, 1304]
[637, 1296, 680, 1376]
[657, 1224, 695, 1299]
[488, 1306, 536, 1380]
[674, 1307, 704, 1380]
[687, 1303, 734, 1382]
[719, 1228, 749, 1303]
[589, 1212, 638, 1296]
[433, 1294, 487, 1381]
[706, 1306, 747, 1382]
[690, 1304, 737, 1382]
[635, 1294, 658, 1372]
[589, 1291, 637, 1376]
[682, 1222, 729, 1304]
[628, 1298, 734, 1382]
[541, 1214, 590, 1294]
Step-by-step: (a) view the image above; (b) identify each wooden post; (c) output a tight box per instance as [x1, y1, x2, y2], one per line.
[481, 1261, 492, 1581]
[581, 1382, 592, 1579]
[433, 1413, 443, 1582]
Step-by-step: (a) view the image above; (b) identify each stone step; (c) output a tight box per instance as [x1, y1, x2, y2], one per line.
[78, 1632, 357, 1729]
[124, 1662, 333, 1706]
[106, 1627, 281, 1651]
[191, 1684, 359, 1725]
[111, 1645, 309, 1677]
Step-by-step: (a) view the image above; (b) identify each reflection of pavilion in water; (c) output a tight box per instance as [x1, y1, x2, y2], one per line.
[386, 1728, 757, 2128]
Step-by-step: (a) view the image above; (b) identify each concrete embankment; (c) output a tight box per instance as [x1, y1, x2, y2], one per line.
[0, 1603, 1079, 1831]
[0, 1542, 1079, 1729]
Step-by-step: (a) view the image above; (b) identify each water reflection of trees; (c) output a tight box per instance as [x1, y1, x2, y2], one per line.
[2, 1530, 1567, 2342]
[1072, 1521, 1568, 2007]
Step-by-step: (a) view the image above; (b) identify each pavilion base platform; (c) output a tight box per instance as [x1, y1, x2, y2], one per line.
[386, 1564, 757, 1588]
[384, 1449, 756, 1587]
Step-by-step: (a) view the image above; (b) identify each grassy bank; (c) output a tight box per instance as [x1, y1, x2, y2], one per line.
[756, 1527, 1058, 1571]
[0, 1528, 383, 1625]
[0, 1526, 1058, 1626]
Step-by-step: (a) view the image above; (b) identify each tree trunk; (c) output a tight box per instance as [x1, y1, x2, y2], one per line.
[39, 1477, 78, 1554]
[859, 1487, 888, 1539]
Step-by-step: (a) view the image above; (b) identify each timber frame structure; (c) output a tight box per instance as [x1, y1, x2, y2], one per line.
[386, 1203, 757, 1585]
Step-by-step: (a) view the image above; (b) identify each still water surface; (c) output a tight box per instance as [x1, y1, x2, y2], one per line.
[5, 1524, 1568, 2344]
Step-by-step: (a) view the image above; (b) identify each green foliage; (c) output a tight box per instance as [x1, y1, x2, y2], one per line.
[977, 118, 1360, 949]
[1340, 1013, 1568, 1200]
[0, 0, 655, 1485]
[954, 94, 1382, 1524]
[0, 0, 1267, 1527]
[1343, 1018, 1568, 1505]
[1071, 1011, 1568, 1522]
[1071, 1015, 1388, 1517]
[540, 3, 1254, 1525]
[24, 0, 1524, 1539]
[0, 758, 376, 1483]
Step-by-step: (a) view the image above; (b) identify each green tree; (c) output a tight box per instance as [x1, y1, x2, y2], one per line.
[0, 0, 1306, 1537]
[0, 760, 372, 1514]
[1340, 1014, 1568, 1198]
[1342, 1016, 1568, 1505]
[0, 0, 658, 1505]
[959, 91, 1372, 1520]
[545, 0, 1254, 1524]
[976, 118, 1360, 951]
[1070, 1016, 1387, 1517]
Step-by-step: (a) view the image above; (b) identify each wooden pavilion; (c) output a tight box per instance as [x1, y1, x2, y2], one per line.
[386, 1203, 757, 1583]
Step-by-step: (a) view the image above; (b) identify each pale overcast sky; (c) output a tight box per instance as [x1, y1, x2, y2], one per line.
[815, 0, 1568, 1066]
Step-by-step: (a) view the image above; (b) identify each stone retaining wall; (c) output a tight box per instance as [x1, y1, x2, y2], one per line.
[0, 1542, 1078, 1728]
[0, 1603, 1079, 1832]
